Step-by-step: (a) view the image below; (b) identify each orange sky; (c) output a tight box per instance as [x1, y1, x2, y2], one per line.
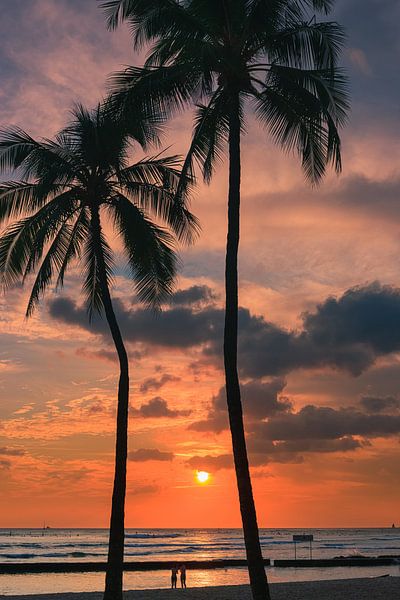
[0, 0, 399, 528]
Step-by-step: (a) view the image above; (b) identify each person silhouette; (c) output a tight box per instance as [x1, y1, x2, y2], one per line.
[180, 564, 187, 588]
[171, 564, 178, 588]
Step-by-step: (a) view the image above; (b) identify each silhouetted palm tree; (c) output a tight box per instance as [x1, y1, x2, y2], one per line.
[0, 103, 197, 600]
[101, 2, 349, 598]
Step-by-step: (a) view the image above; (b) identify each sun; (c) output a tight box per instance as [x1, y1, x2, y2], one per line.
[196, 470, 210, 484]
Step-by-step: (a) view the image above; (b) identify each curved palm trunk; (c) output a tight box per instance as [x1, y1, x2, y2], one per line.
[90, 207, 129, 600]
[224, 94, 271, 600]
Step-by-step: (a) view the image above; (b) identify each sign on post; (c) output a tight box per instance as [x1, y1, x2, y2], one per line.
[292, 534, 314, 559]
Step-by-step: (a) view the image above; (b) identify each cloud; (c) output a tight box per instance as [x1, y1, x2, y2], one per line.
[129, 483, 160, 496]
[271, 437, 369, 454]
[75, 347, 117, 363]
[49, 283, 400, 378]
[13, 404, 35, 416]
[0, 459, 11, 470]
[0, 447, 25, 456]
[302, 282, 400, 358]
[185, 447, 302, 471]
[188, 375, 400, 466]
[130, 397, 191, 418]
[48, 296, 224, 349]
[250, 405, 400, 442]
[189, 378, 290, 433]
[360, 395, 400, 413]
[128, 448, 174, 462]
[185, 454, 233, 471]
[139, 373, 180, 393]
[238, 282, 400, 377]
[171, 285, 217, 306]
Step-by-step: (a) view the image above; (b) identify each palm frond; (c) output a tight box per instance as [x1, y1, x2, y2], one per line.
[108, 194, 177, 307]
[56, 208, 89, 289]
[25, 222, 76, 317]
[254, 64, 349, 183]
[109, 63, 202, 124]
[0, 191, 79, 289]
[172, 88, 230, 213]
[100, 0, 165, 32]
[0, 126, 79, 189]
[269, 21, 346, 70]
[191, 94, 231, 184]
[100, 0, 134, 29]
[100, 0, 199, 54]
[62, 103, 128, 175]
[0, 181, 64, 225]
[82, 225, 114, 319]
[117, 155, 199, 244]
[306, 0, 334, 14]
[0, 126, 41, 172]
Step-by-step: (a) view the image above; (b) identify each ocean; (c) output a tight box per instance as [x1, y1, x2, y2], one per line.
[0, 528, 399, 595]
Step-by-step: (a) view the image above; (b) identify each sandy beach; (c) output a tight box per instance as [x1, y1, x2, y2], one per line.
[4, 578, 400, 600]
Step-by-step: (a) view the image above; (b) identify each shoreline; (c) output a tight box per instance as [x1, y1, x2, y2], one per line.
[1, 556, 399, 574]
[2, 578, 400, 600]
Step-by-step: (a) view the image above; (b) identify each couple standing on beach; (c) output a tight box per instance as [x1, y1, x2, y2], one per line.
[171, 564, 186, 588]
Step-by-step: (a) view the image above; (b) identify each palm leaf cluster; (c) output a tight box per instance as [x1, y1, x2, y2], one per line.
[103, 0, 349, 186]
[0, 104, 198, 317]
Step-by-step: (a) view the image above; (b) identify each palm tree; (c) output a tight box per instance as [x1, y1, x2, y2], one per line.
[101, 1, 349, 598]
[0, 103, 197, 600]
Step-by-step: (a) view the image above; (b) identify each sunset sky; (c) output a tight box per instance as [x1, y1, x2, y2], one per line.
[0, 0, 399, 529]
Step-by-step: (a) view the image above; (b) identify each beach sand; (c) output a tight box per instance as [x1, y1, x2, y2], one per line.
[4, 577, 400, 600]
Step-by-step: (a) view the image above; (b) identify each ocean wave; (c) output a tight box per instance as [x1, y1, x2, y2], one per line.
[371, 537, 400, 541]
[0, 554, 36, 559]
[0, 552, 106, 559]
[0, 543, 42, 549]
[261, 540, 292, 545]
[41, 552, 105, 558]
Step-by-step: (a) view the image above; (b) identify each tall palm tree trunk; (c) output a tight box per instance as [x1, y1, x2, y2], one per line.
[90, 206, 129, 600]
[224, 94, 271, 600]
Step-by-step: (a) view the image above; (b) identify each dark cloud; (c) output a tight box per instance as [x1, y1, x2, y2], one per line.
[302, 282, 400, 360]
[48, 296, 223, 349]
[360, 395, 400, 414]
[130, 397, 191, 418]
[139, 373, 180, 393]
[248, 436, 367, 457]
[185, 448, 304, 471]
[49, 283, 400, 378]
[251, 405, 400, 442]
[0, 459, 11, 469]
[128, 448, 174, 462]
[85, 400, 109, 416]
[247, 438, 374, 467]
[244, 400, 400, 466]
[189, 379, 290, 433]
[185, 454, 233, 471]
[250, 174, 400, 224]
[129, 483, 160, 496]
[75, 347, 117, 363]
[171, 285, 217, 306]
[332, 175, 400, 218]
[236, 283, 400, 377]
[188, 376, 400, 466]
[0, 446, 25, 456]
